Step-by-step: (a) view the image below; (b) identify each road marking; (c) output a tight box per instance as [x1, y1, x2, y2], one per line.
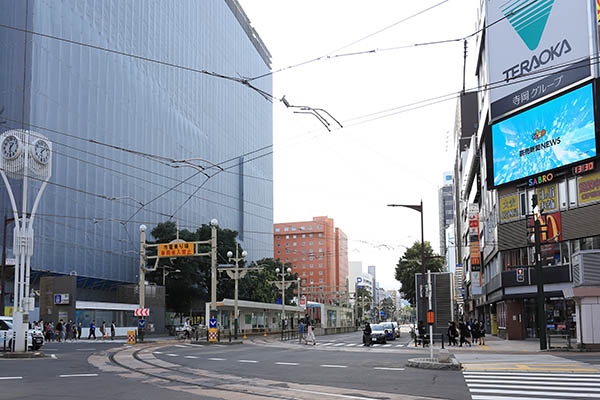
[76, 348, 95, 351]
[50, 354, 57, 359]
[372, 344, 380, 347]
[468, 388, 600, 397]
[175, 344, 189, 348]
[0, 377, 23, 380]
[465, 377, 600, 384]
[288, 387, 383, 399]
[166, 354, 179, 357]
[464, 372, 600, 378]
[321, 343, 333, 346]
[152, 351, 163, 354]
[320, 364, 347, 368]
[468, 383, 600, 392]
[373, 367, 405, 371]
[238, 360, 258, 363]
[383, 344, 392, 347]
[333, 343, 345, 347]
[275, 362, 299, 366]
[59, 374, 98, 378]
[208, 358, 225, 361]
[184, 356, 198, 359]
[395, 344, 404, 347]
[44, 348, 58, 351]
[345, 343, 357, 347]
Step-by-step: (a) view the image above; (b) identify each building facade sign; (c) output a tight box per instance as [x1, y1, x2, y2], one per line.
[578, 171, 600, 205]
[468, 204, 481, 270]
[536, 183, 558, 213]
[485, 0, 594, 120]
[499, 193, 520, 223]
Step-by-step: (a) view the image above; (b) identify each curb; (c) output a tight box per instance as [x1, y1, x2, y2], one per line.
[407, 357, 462, 371]
[0, 351, 47, 359]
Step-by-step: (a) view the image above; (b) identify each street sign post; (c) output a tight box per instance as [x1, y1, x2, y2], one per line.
[208, 318, 218, 342]
[134, 308, 150, 317]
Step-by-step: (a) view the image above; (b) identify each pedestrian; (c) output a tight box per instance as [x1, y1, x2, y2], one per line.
[77, 321, 82, 340]
[100, 321, 106, 340]
[363, 321, 372, 347]
[65, 320, 72, 342]
[111, 321, 116, 340]
[479, 320, 486, 345]
[459, 320, 471, 347]
[298, 319, 305, 344]
[447, 321, 458, 346]
[88, 320, 96, 340]
[71, 323, 77, 341]
[56, 319, 64, 342]
[305, 319, 316, 345]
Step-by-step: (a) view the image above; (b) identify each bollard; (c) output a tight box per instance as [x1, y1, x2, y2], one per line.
[441, 333, 444, 349]
[243, 329, 247, 340]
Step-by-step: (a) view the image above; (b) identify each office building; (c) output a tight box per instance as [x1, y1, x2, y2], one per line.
[439, 172, 454, 258]
[274, 216, 348, 304]
[0, 1, 273, 323]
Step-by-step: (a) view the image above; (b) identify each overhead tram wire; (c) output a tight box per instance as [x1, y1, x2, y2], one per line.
[248, 0, 451, 81]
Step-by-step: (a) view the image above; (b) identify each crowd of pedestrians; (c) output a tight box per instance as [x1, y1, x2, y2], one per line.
[297, 315, 316, 345]
[32, 319, 117, 342]
[446, 319, 486, 347]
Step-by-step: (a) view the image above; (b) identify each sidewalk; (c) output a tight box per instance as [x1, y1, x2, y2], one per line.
[444, 335, 544, 353]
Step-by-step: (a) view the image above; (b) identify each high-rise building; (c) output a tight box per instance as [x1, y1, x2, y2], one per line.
[348, 261, 374, 301]
[0, 0, 273, 317]
[368, 265, 377, 306]
[438, 172, 454, 257]
[274, 216, 348, 304]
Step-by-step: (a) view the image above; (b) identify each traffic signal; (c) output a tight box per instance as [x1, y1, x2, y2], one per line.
[516, 268, 525, 283]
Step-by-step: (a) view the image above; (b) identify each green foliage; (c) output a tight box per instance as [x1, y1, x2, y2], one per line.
[238, 258, 298, 305]
[380, 297, 396, 319]
[394, 241, 444, 307]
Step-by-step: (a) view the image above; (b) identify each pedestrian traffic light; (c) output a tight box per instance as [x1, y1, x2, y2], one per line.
[9, 294, 13, 304]
[516, 268, 525, 283]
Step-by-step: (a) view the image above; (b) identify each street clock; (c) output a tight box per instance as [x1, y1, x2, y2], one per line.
[31, 139, 50, 165]
[1, 134, 22, 160]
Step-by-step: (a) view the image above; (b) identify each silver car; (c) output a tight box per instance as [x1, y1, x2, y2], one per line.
[0, 316, 44, 351]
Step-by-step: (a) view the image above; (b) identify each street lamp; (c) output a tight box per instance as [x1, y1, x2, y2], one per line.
[226, 245, 247, 340]
[274, 267, 293, 334]
[387, 201, 426, 329]
[162, 266, 181, 286]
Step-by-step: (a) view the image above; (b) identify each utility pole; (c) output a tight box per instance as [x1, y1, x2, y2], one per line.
[271, 268, 295, 336]
[210, 219, 218, 317]
[139, 225, 147, 309]
[532, 194, 547, 350]
[0, 216, 15, 315]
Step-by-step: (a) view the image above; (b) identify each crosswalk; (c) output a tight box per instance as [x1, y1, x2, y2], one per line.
[463, 371, 600, 399]
[303, 341, 410, 348]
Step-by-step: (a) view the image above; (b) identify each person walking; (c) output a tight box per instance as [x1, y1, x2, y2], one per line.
[305, 319, 316, 345]
[77, 321, 82, 340]
[55, 319, 64, 343]
[478, 319, 486, 345]
[459, 320, 471, 347]
[111, 321, 116, 340]
[363, 321, 372, 347]
[447, 321, 458, 346]
[100, 321, 106, 340]
[88, 320, 96, 340]
[298, 319, 306, 344]
[71, 323, 77, 341]
[65, 320, 72, 342]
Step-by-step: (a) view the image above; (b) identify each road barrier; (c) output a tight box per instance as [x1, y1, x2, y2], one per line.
[1, 331, 18, 352]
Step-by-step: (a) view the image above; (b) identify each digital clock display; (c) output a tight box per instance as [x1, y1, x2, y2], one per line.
[572, 161, 595, 175]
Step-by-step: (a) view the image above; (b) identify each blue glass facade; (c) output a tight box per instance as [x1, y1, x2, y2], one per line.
[0, 0, 273, 283]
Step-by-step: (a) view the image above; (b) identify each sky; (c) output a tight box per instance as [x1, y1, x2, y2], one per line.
[238, 0, 479, 292]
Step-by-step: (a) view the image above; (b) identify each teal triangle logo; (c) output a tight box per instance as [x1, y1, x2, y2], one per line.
[502, 0, 554, 51]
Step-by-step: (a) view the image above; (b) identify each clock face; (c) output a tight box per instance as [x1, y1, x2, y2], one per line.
[31, 139, 50, 165]
[1, 135, 21, 160]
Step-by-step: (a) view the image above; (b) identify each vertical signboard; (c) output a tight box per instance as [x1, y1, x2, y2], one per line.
[485, 0, 595, 121]
[468, 204, 481, 271]
[578, 171, 600, 204]
[536, 184, 558, 213]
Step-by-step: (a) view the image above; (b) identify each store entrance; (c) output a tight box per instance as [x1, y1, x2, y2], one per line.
[523, 297, 576, 339]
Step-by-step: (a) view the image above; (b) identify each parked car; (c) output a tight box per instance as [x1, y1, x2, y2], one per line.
[370, 324, 387, 344]
[0, 316, 44, 351]
[381, 322, 396, 340]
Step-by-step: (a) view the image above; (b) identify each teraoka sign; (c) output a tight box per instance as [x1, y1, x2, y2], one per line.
[485, 0, 596, 121]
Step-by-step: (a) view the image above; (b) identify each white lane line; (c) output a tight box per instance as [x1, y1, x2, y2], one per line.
[166, 353, 179, 357]
[0, 377, 23, 380]
[59, 374, 98, 378]
[383, 344, 392, 347]
[288, 387, 387, 400]
[464, 372, 600, 378]
[321, 343, 333, 346]
[188, 344, 204, 347]
[320, 364, 347, 368]
[465, 378, 600, 386]
[467, 383, 600, 392]
[373, 367, 405, 371]
[395, 344, 404, 347]
[371, 344, 380, 347]
[184, 356, 198, 359]
[468, 388, 600, 398]
[238, 360, 258, 363]
[44, 348, 58, 351]
[175, 344, 188, 348]
[345, 343, 357, 347]
[50, 354, 57, 359]
[471, 396, 566, 400]
[208, 357, 225, 361]
[152, 351, 163, 354]
[275, 362, 299, 366]
[333, 343, 345, 347]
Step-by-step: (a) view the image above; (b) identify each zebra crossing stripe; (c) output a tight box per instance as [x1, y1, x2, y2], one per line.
[346, 343, 357, 347]
[465, 378, 600, 386]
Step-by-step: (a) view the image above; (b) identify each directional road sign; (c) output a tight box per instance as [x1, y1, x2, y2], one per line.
[135, 308, 150, 317]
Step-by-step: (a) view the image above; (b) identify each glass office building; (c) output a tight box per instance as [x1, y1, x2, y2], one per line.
[0, 0, 273, 285]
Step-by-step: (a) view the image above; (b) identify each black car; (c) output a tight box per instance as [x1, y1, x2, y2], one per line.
[370, 324, 387, 344]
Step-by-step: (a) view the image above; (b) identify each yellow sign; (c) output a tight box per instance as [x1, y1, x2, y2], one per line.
[4, 306, 13, 317]
[536, 183, 558, 212]
[578, 172, 600, 205]
[499, 194, 519, 223]
[158, 242, 194, 257]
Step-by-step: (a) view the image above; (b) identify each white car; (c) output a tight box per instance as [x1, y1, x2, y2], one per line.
[0, 316, 44, 351]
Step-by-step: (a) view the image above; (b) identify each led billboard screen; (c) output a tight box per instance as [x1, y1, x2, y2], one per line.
[492, 83, 597, 187]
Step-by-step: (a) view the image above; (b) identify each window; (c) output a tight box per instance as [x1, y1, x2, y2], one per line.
[519, 192, 527, 217]
[302, 272, 306, 276]
[285, 257, 289, 261]
[291, 227, 297, 231]
[318, 241, 323, 245]
[310, 279, 314, 284]
[293, 257, 297, 261]
[302, 265, 306, 269]
[308, 256, 314, 261]
[319, 263, 323, 267]
[293, 242, 297, 246]
[318, 233, 323, 238]
[302, 234, 306, 238]
[275, 228, 280, 232]
[309, 241, 313, 246]
[285, 235, 290, 239]
[277, 243, 280, 247]
[302, 279, 307, 284]
[309, 264, 313, 268]
[319, 271, 323, 275]
[284, 227, 289, 232]
[319, 256, 323, 260]
[300, 226, 305, 230]
[310, 271, 314, 276]
[497, 302, 506, 329]
[319, 279, 324, 283]
[302, 242, 306, 246]
[277, 250, 281, 254]
[568, 178, 577, 208]
[559, 180, 567, 210]
[318, 248, 323, 253]
[277, 236, 281, 240]
[285, 250, 290, 254]
[317, 225, 322, 229]
[302, 257, 306, 261]
[309, 233, 313, 238]
[293, 235, 297, 239]
[308, 225, 312, 230]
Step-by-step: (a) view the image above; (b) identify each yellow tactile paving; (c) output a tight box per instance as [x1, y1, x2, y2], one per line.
[463, 362, 600, 372]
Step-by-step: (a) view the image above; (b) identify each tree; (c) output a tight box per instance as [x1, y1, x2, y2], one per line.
[394, 241, 444, 306]
[355, 286, 372, 321]
[380, 297, 396, 320]
[238, 258, 298, 305]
